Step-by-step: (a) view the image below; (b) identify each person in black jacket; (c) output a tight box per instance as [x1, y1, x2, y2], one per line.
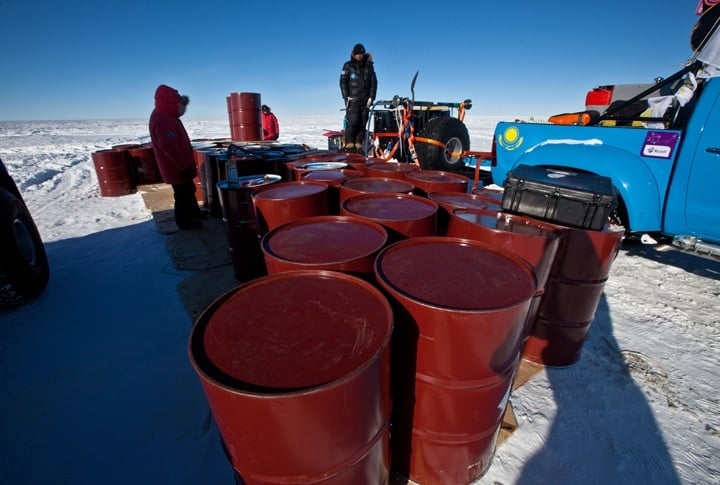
[339, 43, 377, 152]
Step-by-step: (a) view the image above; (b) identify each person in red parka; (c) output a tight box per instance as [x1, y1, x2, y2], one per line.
[149, 84, 204, 230]
[261, 104, 280, 141]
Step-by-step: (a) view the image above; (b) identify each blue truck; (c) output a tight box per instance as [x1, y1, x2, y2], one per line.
[490, 61, 720, 256]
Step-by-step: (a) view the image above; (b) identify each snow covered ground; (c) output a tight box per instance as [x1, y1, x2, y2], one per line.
[0, 117, 718, 484]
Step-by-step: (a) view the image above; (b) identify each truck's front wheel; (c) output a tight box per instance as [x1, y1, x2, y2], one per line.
[0, 189, 50, 306]
[415, 117, 470, 172]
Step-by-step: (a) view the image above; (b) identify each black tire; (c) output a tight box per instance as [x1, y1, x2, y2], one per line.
[0, 189, 50, 307]
[415, 117, 470, 171]
[608, 196, 639, 244]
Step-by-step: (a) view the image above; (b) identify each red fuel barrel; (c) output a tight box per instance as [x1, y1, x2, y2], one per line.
[404, 169, 470, 196]
[472, 187, 505, 206]
[204, 149, 231, 217]
[291, 161, 348, 180]
[127, 143, 163, 185]
[340, 192, 438, 241]
[192, 146, 222, 206]
[365, 162, 421, 180]
[228, 92, 262, 141]
[301, 169, 364, 214]
[91, 149, 135, 197]
[189, 270, 394, 485]
[374, 237, 536, 484]
[261, 215, 388, 278]
[428, 191, 499, 235]
[302, 168, 363, 185]
[338, 177, 415, 205]
[251, 180, 329, 236]
[217, 174, 282, 281]
[447, 208, 563, 338]
[523, 223, 625, 366]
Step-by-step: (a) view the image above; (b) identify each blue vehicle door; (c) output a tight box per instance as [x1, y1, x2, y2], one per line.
[664, 80, 720, 242]
[684, 90, 720, 241]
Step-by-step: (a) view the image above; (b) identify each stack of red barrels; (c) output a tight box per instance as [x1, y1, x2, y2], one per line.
[90, 143, 164, 197]
[185, 151, 625, 485]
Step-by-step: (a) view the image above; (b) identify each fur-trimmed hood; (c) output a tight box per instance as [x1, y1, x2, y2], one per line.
[154, 84, 182, 116]
[349, 52, 373, 63]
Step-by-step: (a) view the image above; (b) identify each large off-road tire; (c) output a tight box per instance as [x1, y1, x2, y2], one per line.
[0, 189, 50, 307]
[415, 117, 470, 171]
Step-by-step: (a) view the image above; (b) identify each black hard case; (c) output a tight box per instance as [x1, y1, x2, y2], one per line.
[501, 165, 617, 231]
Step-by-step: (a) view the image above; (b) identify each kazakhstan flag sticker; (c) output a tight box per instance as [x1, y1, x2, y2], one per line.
[498, 126, 523, 151]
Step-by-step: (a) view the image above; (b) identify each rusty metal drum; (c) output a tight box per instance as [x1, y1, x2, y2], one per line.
[472, 186, 505, 205]
[365, 162, 421, 180]
[251, 180, 329, 236]
[447, 209, 562, 296]
[447, 208, 564, 339]
[522, 223, 625, 367]
[228, 92, 262, 141]
[302, 169, 364, 214]
[127, 143, 163, 185]
[338, 177, 415, 205]
[291, 161, 348, 181]
[404, 169, 470, 196]
[261, 215, 388, 278]
[189, 270, 394, 485]
[217, 174, 282, 282]
[340, 193, 438, 241]
[91, 149, 135, 197]
[427, 191, 500, 235]
[374, 237, 536, 484]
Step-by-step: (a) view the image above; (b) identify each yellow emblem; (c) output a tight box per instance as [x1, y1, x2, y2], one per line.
[498, 126, 523, 151]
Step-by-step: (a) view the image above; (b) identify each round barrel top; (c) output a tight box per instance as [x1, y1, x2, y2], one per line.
[252, 181, 328, 200]
[429, 192, 497, 210]
[203, 271, 393, 390]
[367, 162, 420, 173]
[454, 209, 560, 238]
[263, 216, 387, 263]
[217, 174, 281, 191]
[343, 194, 437, 221]
[341, 177, 415, 193]
[302, 169, 347, 183]
[297, 161, 348, 170]
[406, 170, 470, 183]
[375, 237, 536, 310]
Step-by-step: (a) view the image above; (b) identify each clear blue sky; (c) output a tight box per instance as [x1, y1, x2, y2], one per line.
[0, 0, 703, 121]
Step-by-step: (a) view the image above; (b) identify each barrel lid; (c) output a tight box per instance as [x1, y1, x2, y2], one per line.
[375, 237, 536, 310]
[298, 162, 348, 170]
[302, 169, 347, 183]
[428, 192, 495, 210]
[454, 209, 559, 237]
[263, 216, 387, 264]
[253, 181, 328, 200]
[406, 170, 470, 183]
[341, 177, 415, 193]
[367, 162, 420, 172]
[217, 174, 281, 190]
[343, 193, 438, 221]
[300, 153, 348, 163]
[203, 271, 393, 390]
[472, 187, 504, 201]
